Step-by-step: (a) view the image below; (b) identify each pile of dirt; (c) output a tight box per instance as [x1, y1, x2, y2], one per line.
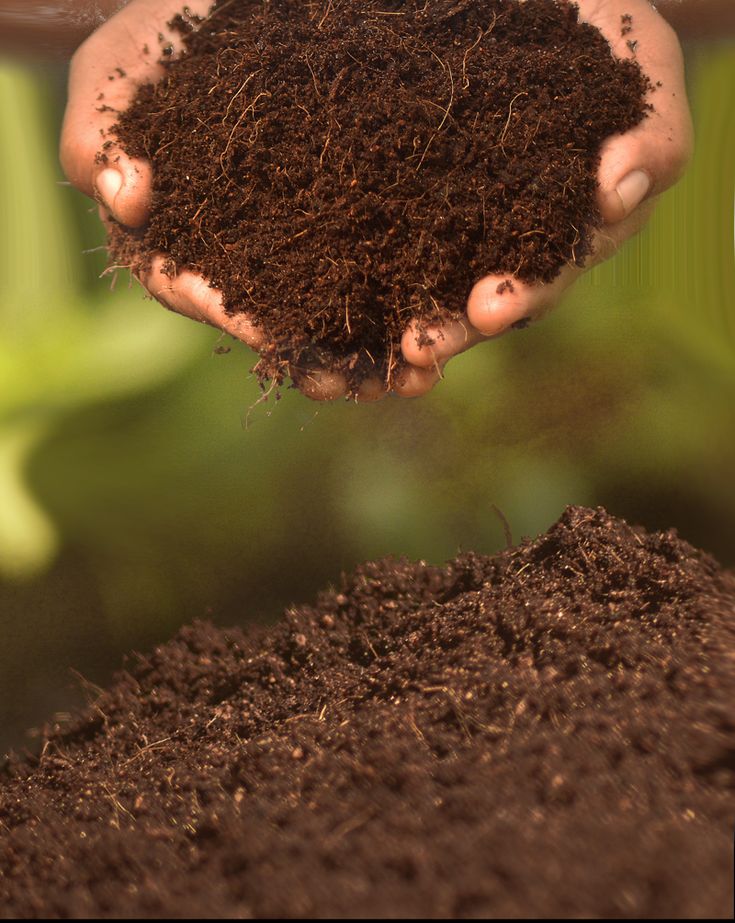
[1, 506, 734, 918]
[107, 0, 651, 391]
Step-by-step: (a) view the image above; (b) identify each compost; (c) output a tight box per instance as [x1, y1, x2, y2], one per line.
[1, 506, 734, 918]
[107, 0, 651, 390]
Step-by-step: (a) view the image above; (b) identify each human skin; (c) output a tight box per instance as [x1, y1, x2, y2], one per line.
[58, 0, 695, 400]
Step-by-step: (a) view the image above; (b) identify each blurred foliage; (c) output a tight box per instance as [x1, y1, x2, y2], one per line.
[0, 45, 733, 752]
[0, 62, 201, 578]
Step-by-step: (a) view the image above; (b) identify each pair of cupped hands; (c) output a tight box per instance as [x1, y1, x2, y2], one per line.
[61, 0, 692, 401]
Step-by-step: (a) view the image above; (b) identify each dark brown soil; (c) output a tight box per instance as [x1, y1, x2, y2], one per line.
[2, 507, 734, 918]
[107, 0, 651, 391]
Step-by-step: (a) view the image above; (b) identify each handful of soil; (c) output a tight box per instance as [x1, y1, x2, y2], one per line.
[2, 507, 734, 918]
[108, 0, 651, 392]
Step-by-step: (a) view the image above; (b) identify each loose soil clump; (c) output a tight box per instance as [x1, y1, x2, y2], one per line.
[107, 0, 651, 391]
[2, 507, 734, 918]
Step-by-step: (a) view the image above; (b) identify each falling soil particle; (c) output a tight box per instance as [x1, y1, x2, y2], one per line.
[2, 507, 734, 918]
[106, 0, 651, 392]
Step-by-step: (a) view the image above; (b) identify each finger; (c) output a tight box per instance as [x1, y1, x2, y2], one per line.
[355, 376, 388, 403]
[139, 254, 264, 349]
[60, 0, 215, 226]
[400, 316, 485, 369]
[94, 158, 153, 229]
[291, 368, 349, 402]
[465, 270, 579, 337]
[465, 195, 657, 337]
[597, 95, 692, 225]
[115, 231, 373, 402]
[575, 0, 693, 224]
[392, 363, 443, 399]
[141, 252, 363, 402]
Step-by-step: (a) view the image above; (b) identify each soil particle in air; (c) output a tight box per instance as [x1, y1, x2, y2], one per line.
[106, 0, 651, 392]
[1, 507, 734, 918]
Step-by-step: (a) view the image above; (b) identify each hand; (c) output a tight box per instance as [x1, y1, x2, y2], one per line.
[61, 0, 692, 401]
[60, 0, 434, 401]
[401, 0, 693, 382]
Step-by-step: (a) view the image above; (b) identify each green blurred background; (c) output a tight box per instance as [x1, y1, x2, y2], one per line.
[0, 39, 733, 754]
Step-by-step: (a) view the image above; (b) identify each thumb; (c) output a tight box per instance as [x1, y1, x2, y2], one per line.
[597, 110, 692, 225]
[60, 0, 215, 227]
[596, 24, 693, 225]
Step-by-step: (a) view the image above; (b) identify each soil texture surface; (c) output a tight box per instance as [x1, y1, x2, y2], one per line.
[1, 506, 734, 918]
[107, 0, 651, 391]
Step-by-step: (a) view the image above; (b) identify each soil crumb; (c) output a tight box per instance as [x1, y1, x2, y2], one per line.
[1, 507, 734, 918]
[107, 0, 651, 392]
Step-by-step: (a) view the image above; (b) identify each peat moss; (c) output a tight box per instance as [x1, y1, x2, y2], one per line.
[108, 0, 651, 391]
[1, 507, 734, 917]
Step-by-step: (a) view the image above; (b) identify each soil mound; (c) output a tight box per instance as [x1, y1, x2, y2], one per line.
[1, 507, 734, 918]
[108, 0, 651, 391]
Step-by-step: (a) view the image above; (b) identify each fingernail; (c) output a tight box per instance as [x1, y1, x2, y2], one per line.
[96, 168, 123, 210]
[615, 169, 651, 217]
